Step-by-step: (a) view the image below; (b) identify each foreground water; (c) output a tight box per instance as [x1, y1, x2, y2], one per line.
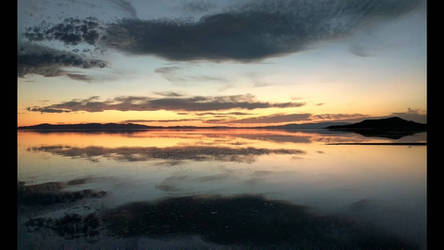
[17, 129, 426, 249]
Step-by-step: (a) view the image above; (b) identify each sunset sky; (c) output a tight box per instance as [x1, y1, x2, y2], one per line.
[17, 0, 426, 127]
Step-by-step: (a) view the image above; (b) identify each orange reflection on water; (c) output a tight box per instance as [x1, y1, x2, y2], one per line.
[18, 129, 426, 184]
[17, 130, 427, 250]
[18, 128, 401, 150]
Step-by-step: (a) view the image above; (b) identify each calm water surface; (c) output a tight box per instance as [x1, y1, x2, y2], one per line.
[17, 129, 426, 249]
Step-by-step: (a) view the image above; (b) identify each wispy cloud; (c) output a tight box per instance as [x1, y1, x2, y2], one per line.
[122, 119, 201, 123]
[26, 94, 305, 113]
[66, 73, 94, 82]
[153, 91, 184, 97]
[154, 66, 228, 84]
[195, 111, 252, 117]
[311, 113, 368, 121]
[391, 108, 426, 123]
[107, 0, 137, 19]
[223, 113, 312, 124]
[206, 112, 370, 124]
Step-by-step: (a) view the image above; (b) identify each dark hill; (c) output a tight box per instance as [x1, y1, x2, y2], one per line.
[327, 117, 426, 139]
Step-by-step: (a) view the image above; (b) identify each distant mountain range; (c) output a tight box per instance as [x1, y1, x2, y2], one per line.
[18, 118, 426, 140]
[327, 117, 426, 139]
[18, 123, 151, 131]
[18, 121, 350, 131]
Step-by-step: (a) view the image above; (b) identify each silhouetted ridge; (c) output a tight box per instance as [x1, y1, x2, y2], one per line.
[18, 121, 351, 131]
[18, 123, 151, 130]
[327, 117, 426, 139]
[327, 117, 425, 130]
[19, 119, 423, 134]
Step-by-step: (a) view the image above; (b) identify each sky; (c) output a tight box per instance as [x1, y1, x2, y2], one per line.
[17, 0, 427, 127]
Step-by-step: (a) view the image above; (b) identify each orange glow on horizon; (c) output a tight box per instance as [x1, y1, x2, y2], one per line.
[18, 107, 427, 128]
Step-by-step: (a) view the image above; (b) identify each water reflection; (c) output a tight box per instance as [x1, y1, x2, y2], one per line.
[23, 194, 416, 249]
[18, 180, 106, 208]
[28, 145, 305, 163]
[17, 129, 426, 249]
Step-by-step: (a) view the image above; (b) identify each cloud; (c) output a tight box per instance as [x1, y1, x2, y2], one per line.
[311, 113, 368, 121]
[100, 0, 422, 61]
[248, 73, 274, 87]
[21, 0, 422, 62]
[154, 66, 227, 83]
[308, 110, 426, 124]
[180, 0, 218, 13]
[349, 43, 370, 57]
[26, 94, 305, 113]
[205, 119, 228, 123]
[107, 0, 137, 19]
[66, 73, 94, 82]
[18, 43, 107, 78]
[391, 108, 426, 123]
[154, 66, 182, 81]
[310, 111, 426, 124]
[23, 17, 103, 46]
[25, 107, 72, 113]
[153, 91, 184, 97]
[203, 112, 372, 124]
[195, 111, 252, 117]
[224, 113, 312, 124]
[122, 119, 201, 123]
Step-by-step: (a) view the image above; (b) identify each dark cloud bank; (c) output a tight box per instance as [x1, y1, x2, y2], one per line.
[103, 0, 422, 61]
[18, 43, 106, 78]
[23, 17, 103, 46]
[19, 0, 423, 78]
[26, 94, 305, 113]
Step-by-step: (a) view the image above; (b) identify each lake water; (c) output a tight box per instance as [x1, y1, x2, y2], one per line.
[17, 129, 426, 249]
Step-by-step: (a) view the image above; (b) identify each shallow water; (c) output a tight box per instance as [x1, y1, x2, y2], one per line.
[17, 129, 426, 249]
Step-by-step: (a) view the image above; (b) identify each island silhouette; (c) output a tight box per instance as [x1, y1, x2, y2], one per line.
[326, 117, 426, 139]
